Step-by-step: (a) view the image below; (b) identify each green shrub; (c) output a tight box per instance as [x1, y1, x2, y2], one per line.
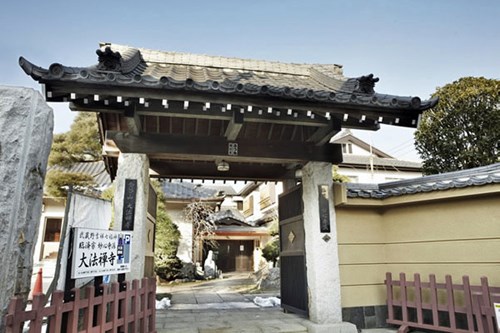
[262, 237, 280, 267]
[155, 255, 183, 281]
[152, 180, 182, 280]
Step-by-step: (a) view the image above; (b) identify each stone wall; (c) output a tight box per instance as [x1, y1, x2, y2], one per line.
[0, 86, 53, 330]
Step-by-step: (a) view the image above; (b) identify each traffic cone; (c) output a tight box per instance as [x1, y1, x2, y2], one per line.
[32, 268, 43, 296]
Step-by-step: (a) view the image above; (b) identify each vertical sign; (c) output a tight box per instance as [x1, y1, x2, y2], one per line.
[318, 185, 331, 233]
[122, 179, 137, 230]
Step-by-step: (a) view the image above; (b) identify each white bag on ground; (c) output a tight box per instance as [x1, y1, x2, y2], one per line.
[253, 296, 281, 307]
[156, 297, 171, 309]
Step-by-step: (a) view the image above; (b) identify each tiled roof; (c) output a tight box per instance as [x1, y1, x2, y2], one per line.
[162, 182, 222, 200]
[50, 161, 111, 188]
[346, 163, 500, 199]
[19, 43, 438, 114]
[341, 154, 422, 170]
[201, 184, 239, 196]
[211, 209, 247, 225]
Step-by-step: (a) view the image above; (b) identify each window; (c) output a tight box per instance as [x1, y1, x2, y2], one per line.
[243, 195, 254, 217]
[259, 183, 276, 209]
[342, 143, 353, 154]
[44, 218, 62, 242]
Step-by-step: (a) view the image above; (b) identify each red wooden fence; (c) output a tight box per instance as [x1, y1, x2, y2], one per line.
[386, 272, 500, 333]
[5, 277, 157, 333]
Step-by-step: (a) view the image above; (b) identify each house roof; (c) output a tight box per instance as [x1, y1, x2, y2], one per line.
[330, 129, 422, 171]
[341, 154, 422, 171]
[50, 161, 111, 188]
[162, 182, 223, 201]
[331, 129, 393, 158]
[202, 184, 239, 196]
[346, 163, 500, 199]
[211, 209, 247, 225]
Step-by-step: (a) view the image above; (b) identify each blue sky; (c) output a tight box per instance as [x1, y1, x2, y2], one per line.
[1, 1, 499, 160]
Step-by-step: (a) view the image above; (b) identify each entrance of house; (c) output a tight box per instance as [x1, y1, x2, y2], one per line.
[203, 239, 254, 273]
[216, 240, 254, 272]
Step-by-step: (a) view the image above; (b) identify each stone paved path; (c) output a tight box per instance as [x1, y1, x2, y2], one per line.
[156, 308, 308, 333]
[155, 273, 308, 332]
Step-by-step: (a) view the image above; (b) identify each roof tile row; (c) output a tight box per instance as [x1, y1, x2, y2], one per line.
[346, 163, 500, 199]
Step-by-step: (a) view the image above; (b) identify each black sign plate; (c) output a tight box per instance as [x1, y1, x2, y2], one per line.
[318, 185, 331, 233]
[122, 179, 137, 230]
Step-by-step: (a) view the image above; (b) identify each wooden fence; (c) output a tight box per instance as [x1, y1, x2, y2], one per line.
[5, 277, 157, 333]
[386, 272, 500, 333]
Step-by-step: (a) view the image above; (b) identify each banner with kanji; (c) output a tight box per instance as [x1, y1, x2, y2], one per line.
[71, 227, 132, 278]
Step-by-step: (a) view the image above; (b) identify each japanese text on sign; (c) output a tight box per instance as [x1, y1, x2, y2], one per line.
[122, 179, 137, 230]
[71, 227, 132, 279]
[318, 185, 331, 233]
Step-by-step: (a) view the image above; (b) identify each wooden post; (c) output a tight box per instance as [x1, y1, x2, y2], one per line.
[445, 275, 457, 329]
[414, 273, 423, 325]
[400, 273, 408, 323]
[462, 275, 475, 331]
[386, 272, 395, 321]
[429, 274, 439, 326]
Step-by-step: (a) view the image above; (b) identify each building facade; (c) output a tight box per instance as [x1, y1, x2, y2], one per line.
[332, 129, 422, 183]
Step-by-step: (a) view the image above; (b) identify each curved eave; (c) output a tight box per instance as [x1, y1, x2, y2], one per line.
[19, 56, 437, 113]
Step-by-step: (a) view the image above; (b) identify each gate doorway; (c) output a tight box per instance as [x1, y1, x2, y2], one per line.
[21, 42, 435, 322]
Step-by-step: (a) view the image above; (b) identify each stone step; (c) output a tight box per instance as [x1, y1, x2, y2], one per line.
[156, 308, 308, 333]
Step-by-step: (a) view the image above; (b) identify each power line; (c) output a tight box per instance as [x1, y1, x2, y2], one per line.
[386, 137, 414, 151]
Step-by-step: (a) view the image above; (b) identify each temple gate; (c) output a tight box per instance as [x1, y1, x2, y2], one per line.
[20, 43, 436, 332]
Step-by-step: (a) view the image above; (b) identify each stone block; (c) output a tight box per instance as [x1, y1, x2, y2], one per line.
[0, 86, 53, 330]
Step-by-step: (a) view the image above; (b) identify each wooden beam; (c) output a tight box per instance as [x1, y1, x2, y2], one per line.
[70, 99, 329, 127]
[225, 111, 244, 140]
[149, 160, 296, 181]
[105, 131, 343, 164]
[123, 104, 141, 135]
[307, 117, 342, 145]
[51, 82, 420, 128]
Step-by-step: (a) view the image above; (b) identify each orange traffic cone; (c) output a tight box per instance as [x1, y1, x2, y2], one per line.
[32, 268, 43, 296]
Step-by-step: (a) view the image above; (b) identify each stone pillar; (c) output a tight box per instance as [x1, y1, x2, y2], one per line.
[0, 86, 53, 330]
[301, 162, 357, 333]
[113, 153, 150, 280]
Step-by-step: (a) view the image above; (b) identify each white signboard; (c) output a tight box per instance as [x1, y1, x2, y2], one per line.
[71, 227, 132, 279]
[494, 303, 500, 329]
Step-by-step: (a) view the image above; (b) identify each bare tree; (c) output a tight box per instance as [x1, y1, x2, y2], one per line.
[183, 201, 218, 261]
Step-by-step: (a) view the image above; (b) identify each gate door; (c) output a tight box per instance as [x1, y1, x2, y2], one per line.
[278, 185, 308, 315]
